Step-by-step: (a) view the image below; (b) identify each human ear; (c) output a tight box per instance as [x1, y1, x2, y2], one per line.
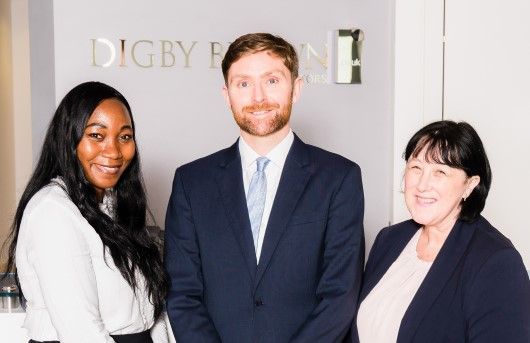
[221, 84, 231, 109]
[464, 175, 481, 200]
[291, 77, 303, 104]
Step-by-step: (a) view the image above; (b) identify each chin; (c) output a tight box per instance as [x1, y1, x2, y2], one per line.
[410, 211, 436, 226]
[254, 128, 279, 137]
[93, 179, 119, 191]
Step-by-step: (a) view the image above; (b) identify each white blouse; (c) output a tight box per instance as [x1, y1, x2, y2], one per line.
[15, 179, 168, 343]
[357, 229, 432, 343]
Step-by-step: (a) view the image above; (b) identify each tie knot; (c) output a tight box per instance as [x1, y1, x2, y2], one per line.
[256, 157, 270, 172]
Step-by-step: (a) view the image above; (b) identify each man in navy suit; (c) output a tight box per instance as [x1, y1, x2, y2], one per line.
[165, 33, 365, 343]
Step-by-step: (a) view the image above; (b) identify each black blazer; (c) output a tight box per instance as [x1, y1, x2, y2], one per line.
[165, 134, 365, 343]
[353, 217, 530, 343]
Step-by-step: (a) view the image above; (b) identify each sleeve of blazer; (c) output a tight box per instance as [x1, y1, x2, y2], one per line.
[290, 164, 365, 343]
[465, 247, 530, 343]
[164, 168, 222, 343]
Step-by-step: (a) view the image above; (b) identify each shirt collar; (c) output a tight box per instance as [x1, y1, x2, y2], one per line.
[238, 129, 294, 170]
[52, 176, 116, 218]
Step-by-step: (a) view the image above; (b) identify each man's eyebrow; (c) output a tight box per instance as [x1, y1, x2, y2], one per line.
[229, 69, 288, 84]
[263, 69, 288, 77]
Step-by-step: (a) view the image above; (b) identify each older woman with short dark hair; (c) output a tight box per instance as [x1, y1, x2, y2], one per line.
[355, 120, 529, 342]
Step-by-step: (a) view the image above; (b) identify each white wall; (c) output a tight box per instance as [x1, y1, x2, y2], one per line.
[0, 0, 16, 262]
[10, 0, 528, 269]
[0, 0, 32, 267]
[394, 0, 530, 267]
[392, 0, 444, 224]
[443, 0, 530, 266]
[25, 0, 396, 251]
[11, 0, 32, 201]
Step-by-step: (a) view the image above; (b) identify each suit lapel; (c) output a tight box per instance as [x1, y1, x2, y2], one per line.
[360, 222, 419, 302]
[254, 135, 311, 289]
[215, 141, 257, 282]
[398, 220, 476, 343]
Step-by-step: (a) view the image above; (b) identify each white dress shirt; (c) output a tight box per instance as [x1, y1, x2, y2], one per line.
[15, 178, 168, 343]
[356, 229, 432, 343]
[239, 130, 294, 263]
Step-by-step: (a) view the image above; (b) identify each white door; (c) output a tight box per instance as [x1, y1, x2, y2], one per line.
[443, 0, 530, 267]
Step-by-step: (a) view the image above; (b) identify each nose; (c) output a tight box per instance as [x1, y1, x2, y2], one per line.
[252, 83, 266, 103]
[102, 139, 122, 159]
[416, 171, 431, 192]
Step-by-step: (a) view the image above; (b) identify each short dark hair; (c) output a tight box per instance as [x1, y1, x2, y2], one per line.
[404, 120, 492, 221]
[221, 32, 299, 84]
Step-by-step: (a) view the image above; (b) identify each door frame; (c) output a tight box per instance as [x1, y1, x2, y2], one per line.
[392, 0, 444, 223]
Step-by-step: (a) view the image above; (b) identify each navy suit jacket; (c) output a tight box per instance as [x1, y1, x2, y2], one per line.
[165, 135, 365, 343]
[352, 217, 530, 343]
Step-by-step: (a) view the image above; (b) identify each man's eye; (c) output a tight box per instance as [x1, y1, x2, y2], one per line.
[435, 169, 447, 176]
[267, 78, 278, 85]
[239, 81, 249, 88]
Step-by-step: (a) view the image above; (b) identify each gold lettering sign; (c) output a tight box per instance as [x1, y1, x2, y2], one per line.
[160, 40, 175, 67]
[299, 43, 327, 69]
[209, 42, 224, 69]
[91, 38, 115, 67]
[91, 38, 224, 69]
[131, 40, 154, 68]
[177, 41, 197, 68]
[88, 35, 361, 85]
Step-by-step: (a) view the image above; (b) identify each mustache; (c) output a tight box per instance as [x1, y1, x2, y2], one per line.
[243, 102, 280, 112]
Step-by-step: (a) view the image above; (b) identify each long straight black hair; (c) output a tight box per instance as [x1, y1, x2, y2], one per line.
[4, 81, 167, 318]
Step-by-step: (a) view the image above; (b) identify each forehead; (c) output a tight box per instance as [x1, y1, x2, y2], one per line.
[410, 144, 440, 160]
[87, 99, 132, 125]
[410, 143, 456, 168]
[227, 50, 290, 79]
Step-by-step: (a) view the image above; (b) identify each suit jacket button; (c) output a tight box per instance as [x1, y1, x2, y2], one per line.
[254, 299, 264, 307]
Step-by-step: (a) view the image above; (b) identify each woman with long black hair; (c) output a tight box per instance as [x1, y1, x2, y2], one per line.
[4, 81, 168, 343]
